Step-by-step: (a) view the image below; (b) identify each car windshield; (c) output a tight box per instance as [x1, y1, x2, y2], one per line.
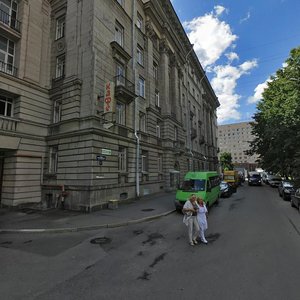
[220, 182, 228, 189]
[283, 182, 293, 188]
[181, 179, 206, 192]
[251, 174, 261, 178]
[269, 176, 281, 181]
[224, 175, 235, 180]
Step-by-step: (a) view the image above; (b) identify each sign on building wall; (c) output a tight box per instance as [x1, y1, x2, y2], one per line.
[104, 81, 115, 113]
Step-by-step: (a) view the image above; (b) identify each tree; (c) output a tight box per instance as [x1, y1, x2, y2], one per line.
[220, 152, 233, 171]
[248, 47, 300, 178]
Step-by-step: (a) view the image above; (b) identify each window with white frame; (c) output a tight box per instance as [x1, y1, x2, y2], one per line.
[0, 95, 13, 117]
[139, 112, 146, 132]
[156, 121, 161, 138]
[138, 76, 145, 98]
[158, 154, 163, 173]
[55, 54, 65, 78]
[0, 35, 15, 74]
[55, 15, 65, 40]
[137, 45, 144, 66]
[155, 90, 160, 107]
[136, 12, 143, 30]
[141, 150, 148, 172]
[118, 146, 127, 172]
[115, 21, 124, 47]
[153, 61, 158, 80]
[53, 99, 62, 123]
[116, 101, 125, 125]
[49, 146, 58, 174]
[0, 0, 18, 28]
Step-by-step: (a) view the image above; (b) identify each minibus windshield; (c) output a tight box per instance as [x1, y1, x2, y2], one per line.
[180, 179, 206, 192]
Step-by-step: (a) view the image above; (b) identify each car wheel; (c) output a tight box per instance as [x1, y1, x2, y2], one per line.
[283, 193, 287, 201]
[291, 199, 296, 208]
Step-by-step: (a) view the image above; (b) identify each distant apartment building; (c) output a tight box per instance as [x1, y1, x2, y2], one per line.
[0, 0, 219, 210]
[218, 122, 258, 170]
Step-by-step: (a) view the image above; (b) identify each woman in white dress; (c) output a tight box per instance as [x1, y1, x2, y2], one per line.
[196, 198, 208, 244]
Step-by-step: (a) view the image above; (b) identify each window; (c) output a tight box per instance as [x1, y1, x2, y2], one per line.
[156, 121, 161, 138]
[174, 126, 178, 141]
[153, 62, 158, 80]
[0, 0, 18, 29]
[0, 95, 13, 117]
[138, 76, 145, 98]
[118, 147, 127, 172]
[137, 45, 144, 66]
[137, 13, 143, 30]
[55, 15, 65, 39]
[116, 101, 125, 125]
[155, 90, 160, 107]
[55, 54, 65, 78]
[115, 21, 124, 47]
[141, 150, 148, 172]
[139, 112, 146, 132]
[0, 35, 15, 75]
[116, 0, 123, 5]
[49, 146, 58, 174]
[53, 99, 62, 123]
[158, 154, 163, 172]
[116, 63, 125, 85]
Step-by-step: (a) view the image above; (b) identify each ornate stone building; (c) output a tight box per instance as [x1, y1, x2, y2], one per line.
[0, 0, 219, 210]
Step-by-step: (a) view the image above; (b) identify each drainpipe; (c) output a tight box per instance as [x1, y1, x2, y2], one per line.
[132, 0, 140, 198]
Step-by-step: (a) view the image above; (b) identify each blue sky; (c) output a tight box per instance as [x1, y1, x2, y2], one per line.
[171, 0, 300, 124]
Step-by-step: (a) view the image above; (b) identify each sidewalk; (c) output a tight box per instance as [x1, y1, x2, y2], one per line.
[0, 192, 176, 233]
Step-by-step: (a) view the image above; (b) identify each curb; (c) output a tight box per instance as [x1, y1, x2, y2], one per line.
[0, 209, 176, 234]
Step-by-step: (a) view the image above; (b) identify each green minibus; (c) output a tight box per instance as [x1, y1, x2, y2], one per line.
[175, 171, 221, 212]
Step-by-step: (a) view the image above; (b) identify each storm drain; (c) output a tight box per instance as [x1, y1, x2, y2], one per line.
[90, 237, 111, 245]
[141, 208, 155, 212]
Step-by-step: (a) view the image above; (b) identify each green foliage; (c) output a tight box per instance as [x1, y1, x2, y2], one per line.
[220, 152, 234, 171]
[249, 47, 300, 179]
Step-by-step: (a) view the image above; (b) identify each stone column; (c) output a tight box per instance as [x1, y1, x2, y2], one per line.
[159, 39, 170, 114]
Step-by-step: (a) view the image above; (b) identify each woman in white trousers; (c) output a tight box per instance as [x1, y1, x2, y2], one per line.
[183, 194, 200, 246]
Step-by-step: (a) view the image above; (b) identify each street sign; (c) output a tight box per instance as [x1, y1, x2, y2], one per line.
[101, 149, 112, 155]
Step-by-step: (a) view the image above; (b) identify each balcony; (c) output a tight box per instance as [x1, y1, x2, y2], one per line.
[0, 61, 18, 77]
[0, 9, 21, 33]
[114, 75, 136, 104]
[0, 115, 18, 131]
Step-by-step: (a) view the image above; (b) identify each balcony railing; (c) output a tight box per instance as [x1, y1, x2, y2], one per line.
[114, 75, 136, 104]
[0, 115, 18, 131]
[0, 61, 18, 77]
[0, 9, 21, 32]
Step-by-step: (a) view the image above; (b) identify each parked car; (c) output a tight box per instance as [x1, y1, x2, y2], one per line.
[220, 181, 232, 198]
[278, 181, 295, 200]
[268, 175, 282, 187]
[248, 172, 262, 186]
[291, 188, 300, 210]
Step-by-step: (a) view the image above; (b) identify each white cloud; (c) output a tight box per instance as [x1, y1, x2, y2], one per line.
[212, 60, 258, 122]
[225, 52, 239, 62]
[183, 6, 258, 123]
[183, 6, 237, 67]
[247, 79, 269, 104]
[240, 11, 251, 23]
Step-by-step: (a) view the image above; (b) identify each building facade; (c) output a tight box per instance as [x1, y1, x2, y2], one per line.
[218, 122, 258, 171]
[0, 0, 219, 210]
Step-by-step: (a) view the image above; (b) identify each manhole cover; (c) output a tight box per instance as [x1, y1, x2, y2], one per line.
[90, 237, 111, 245]
[141, 208, 155, 212]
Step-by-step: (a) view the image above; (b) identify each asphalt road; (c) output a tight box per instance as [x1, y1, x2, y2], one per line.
[1, 183, 300, 300]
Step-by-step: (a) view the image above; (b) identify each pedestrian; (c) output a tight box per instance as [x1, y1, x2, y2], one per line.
[182, 194, 200, 246]
[196, 197, 208, 244]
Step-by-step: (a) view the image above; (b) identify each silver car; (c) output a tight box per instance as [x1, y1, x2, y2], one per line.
[268, 175, 282, 187]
